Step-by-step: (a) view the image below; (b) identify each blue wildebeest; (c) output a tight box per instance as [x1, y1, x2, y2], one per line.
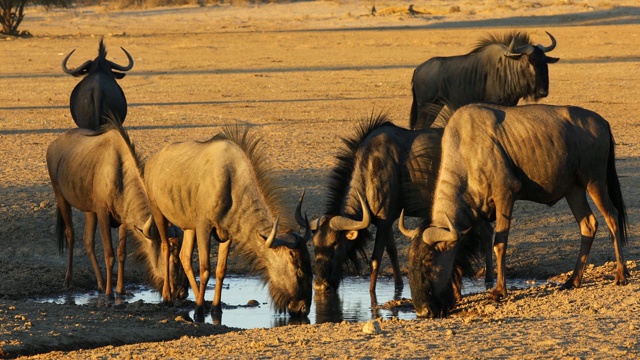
[143, 126, 313, 320]
[410, 31, 559, 130]
[46, 114, 188, 299]
[62, 39, 134, 130]
[400, 103, 629, 318]
[296, 113, 443, 296]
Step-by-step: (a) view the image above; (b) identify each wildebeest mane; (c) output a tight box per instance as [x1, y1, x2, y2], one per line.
[471, 31, 532, 53]
[209, 125, 289, 230]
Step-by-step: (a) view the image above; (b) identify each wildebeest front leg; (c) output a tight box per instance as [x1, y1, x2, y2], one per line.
[561, 187, 597, 290]
[81, 212, 104, 292]
[212, 239, 231, 315]
[382, 221, 403, 291]
[477, 220, 495, 289]
[97, 211, 116, 298]
[369, 223, 390, 294]
[491, 197, 514, 302]
[150, 209, 173, 304]
[116, 225, 127, 295]
[179, 229, 199, 300]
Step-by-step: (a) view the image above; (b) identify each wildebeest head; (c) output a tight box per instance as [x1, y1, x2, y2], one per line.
[138, 217, 189, 300]
[62, 38, 134, 79]
[296, 191, 371, 293]
[398, 210, 480, 318]
[260, 217, 313, 317]
[502, 31, 559, 100]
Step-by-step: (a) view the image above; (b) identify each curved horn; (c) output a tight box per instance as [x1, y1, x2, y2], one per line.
[108, 47, 134, 72]
[302, 214, 312, 243]
[397, 209, 420, 239]
[264, 216, 280, 248]
[295, 189, 307, 228]
[328, 191, 371, 231]
[538, 31, 556, 53]
[142, 216, 154, 238]
[61, 49, 92, 76]
[444, 213, 460, 242]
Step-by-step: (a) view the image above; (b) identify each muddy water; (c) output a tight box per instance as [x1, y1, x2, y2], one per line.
[32, 276, 540, 329]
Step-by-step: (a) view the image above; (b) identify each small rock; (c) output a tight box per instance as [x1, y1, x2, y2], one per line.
[446, 329, 455, 336]
[247, 299, 260, 307]
[362, 320, 382, 335]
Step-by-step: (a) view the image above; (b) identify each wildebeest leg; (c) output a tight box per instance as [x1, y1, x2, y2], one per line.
[116, 226, 127, 295]
[57, 197, 75, 290]
[369, 223, 390, 294]
[82, 212, 105, 292]
[179, 229, 199, 300]
[491, 197, 515, 302]
[150, 208, 173, 304]
[561, 187, 597, 290]
[97, 211, 115, 298]
[212, 239, 231, 316]
[587, 182, 628, 285]
[477, 220, 495, 289]
[382, 221, 403, 291]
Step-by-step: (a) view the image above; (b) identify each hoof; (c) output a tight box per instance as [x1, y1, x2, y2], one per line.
[489, 288, 506, 302]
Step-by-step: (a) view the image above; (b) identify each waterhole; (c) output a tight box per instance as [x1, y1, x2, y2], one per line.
[31, 276, 540, 329]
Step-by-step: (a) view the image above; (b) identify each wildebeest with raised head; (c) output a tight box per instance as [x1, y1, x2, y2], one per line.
[410, 31, 559, 130]
[46, 113, 188, 299]
[400, 103, 629, 318]
[143, 125, 313, 320]
[296, 113, 443, 295]
[62, 39, 134, 130]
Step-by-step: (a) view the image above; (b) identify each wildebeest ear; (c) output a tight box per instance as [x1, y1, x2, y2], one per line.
[546, 56, 560, 64]
[345, 230, 358, 240]
[112, 71, 126, 79]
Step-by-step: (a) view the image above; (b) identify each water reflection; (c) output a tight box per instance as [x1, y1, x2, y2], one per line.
[30, 276, 540, 329]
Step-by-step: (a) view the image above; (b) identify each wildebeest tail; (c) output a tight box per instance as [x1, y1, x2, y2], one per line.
[56, 208, 66, 255]
[606, 130, 628, 246]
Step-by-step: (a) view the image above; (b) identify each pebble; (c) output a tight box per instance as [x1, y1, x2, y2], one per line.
[362, 320, 382, 335]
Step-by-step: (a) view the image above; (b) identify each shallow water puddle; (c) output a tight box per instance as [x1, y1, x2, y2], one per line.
[31, 276, 540, 329]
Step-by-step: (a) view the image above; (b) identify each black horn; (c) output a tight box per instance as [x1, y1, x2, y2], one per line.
[108, 47, 134, 72]
[61, 49, 92, 76]
[295, 189, 307, 228]
[538, 31, 556, 53]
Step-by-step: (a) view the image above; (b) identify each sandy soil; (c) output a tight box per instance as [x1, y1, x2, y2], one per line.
[1, 0, 640, 358]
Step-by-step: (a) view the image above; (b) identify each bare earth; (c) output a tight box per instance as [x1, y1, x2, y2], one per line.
[1, 0, 640, 358]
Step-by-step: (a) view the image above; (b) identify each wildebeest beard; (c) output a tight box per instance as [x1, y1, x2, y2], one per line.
[313, 226, 370, 292]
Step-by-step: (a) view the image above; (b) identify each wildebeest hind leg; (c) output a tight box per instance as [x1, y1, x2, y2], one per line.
[491, 197, 514, 302]
[587, 182, 628, 285]
[82, 212, 105, 292]
[179, 229, 199, 300]
[561, 187, 597, 290]
[57, 197, 75, 290]
[382, 222, 404, 291]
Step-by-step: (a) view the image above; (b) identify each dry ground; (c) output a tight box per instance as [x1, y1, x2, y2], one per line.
[1, 0, 640, 358]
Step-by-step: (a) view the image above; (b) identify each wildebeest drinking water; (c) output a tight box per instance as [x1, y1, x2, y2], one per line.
[400, 103, 629, 318]
[296, 113, 443, 296]
[143, 125, 313, 320]
[46, 114, 188, 299]
[62, 39, 134, 130]
[410, 31, 559, 130]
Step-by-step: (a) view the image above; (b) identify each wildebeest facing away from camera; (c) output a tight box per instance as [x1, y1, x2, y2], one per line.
[410, 31, 559, 130]
[62, 39, 134, 130]
[400, 103, 629, 318]
[143, 126, 313, 320]
[46, 113, 188, 299]
[296, 113, 443, 295]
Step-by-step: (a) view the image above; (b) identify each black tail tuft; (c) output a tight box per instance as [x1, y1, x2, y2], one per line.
[606, 130, 628, 246]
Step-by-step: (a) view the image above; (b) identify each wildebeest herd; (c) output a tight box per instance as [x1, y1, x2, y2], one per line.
[48, 31, 629, 321]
